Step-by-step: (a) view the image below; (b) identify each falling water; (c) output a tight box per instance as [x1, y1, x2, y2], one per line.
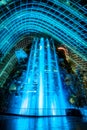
[20, 37, 68, 116]
[52, 39, 68, 115]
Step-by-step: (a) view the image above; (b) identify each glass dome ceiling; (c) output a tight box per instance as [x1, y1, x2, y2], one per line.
[0, 0, 87, 61]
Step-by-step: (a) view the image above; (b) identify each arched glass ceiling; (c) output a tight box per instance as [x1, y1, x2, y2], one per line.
[0, 0, 87, 60]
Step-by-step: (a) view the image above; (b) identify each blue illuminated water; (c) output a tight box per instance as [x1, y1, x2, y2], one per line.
[1, 115, 87, 130]
[53, 40, 68, 115]
[20, 38, 69, 116]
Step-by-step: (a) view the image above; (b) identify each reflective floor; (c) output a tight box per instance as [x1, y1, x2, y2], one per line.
[0, 115, 87, 130]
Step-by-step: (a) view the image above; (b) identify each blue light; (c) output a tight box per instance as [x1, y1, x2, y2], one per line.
[0, 0, 87, 116]
[15, 49, 27, 61]
[38, 38, 45, 115]
[20, 37, 70, 116]
[53, 40, 68, 115]
[0, 1, 86, 61]
[20, 95, 29, 114]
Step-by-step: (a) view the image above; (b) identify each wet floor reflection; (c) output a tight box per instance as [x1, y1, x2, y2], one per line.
[0, 115, 87, 130]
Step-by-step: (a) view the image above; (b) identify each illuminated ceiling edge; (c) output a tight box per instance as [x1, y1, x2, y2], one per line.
[0, 10, 86, 61]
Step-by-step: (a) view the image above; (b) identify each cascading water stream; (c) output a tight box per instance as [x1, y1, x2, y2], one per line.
[20, 37, 69, 116]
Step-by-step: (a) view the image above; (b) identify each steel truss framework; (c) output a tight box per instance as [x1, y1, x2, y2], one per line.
[0, 0, 87, 61]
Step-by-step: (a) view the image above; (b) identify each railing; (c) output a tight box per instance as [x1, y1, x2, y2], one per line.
[0, 107, 87, 116]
